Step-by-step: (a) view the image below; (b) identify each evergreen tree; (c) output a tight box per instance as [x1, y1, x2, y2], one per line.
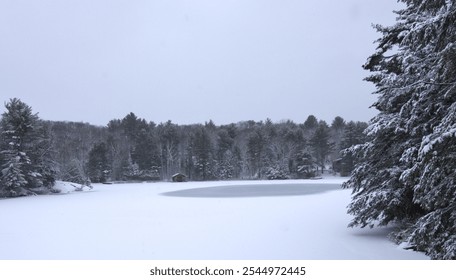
[86, 142, 110, 183]
[49, 121, 105, 182]
[190, 127, 214, 181]
[215, 129, 235, 179]
[310, 121, 334, 173]
[330, 116, 346, 158]
[294, 150, 316, 179]
[340, 121, 367, 151]
[131, 129, 161, 180]
[0, 98, 56, 197]
[336, 121, 368, 175]
[303, 115, 318, 132]
[0, 149, 30, 197]
[344, 0, 456, 259]
[106, 120, 130, 181]
[247, 130, 267, 178]
[121, 112, 147, 140]
[28, 122, 57, 188]
[331, 116, 346, 132]
[265, 164, 289, 180]
[157, 121, 180, 180]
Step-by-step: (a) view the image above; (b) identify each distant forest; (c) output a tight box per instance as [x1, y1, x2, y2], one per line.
[1, 98, 367, 190]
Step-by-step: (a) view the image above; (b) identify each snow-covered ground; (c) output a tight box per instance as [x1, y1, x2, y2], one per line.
[0, 178, 428, 260]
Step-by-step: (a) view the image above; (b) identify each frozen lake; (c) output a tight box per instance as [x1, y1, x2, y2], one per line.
[162, 183, 341, 197]
[0, 178, 428, 260]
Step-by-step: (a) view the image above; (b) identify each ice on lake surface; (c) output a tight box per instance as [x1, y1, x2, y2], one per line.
[162, 183, 341, 198]
[0, 179, 428, 260]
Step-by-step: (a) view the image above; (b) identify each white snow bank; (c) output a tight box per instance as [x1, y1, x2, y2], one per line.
[53, 181, 93, 193]
[0, 178, 428, 260]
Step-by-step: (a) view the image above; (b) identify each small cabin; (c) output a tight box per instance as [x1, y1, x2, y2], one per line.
[172, 173, 187, 182]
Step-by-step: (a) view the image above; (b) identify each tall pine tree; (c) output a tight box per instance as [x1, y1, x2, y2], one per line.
[87, 142, 110, 183]
[310, 121, 334, 174]
[344, 0, 456, 259]
[0, 98, 56, 197]
[190, 127, 214, 181]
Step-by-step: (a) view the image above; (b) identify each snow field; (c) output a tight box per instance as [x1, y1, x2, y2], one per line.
[0, 178, 428, 259]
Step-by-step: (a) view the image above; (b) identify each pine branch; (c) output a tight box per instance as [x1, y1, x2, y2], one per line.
[389, 79, 456, 90]
[421, 80, 456, 86]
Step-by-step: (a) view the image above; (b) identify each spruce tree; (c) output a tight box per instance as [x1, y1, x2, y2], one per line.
[0, 98, 55, 197]
[247, 130, 267, 178]
[0, 149, 30, 197]
[294, 150, 316, 179]
[344, 0, 456, 259]
[337, 121, 368, 175]
[191, 127, 214, 181]
[215, 129, 235, 180]
[87, 142, 110, 183]
[310, 121, 334, 174]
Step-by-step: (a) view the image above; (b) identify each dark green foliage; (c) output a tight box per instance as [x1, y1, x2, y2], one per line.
[310, 122, 334, 173]
[266, 164, 289, 180]
[331, 116, 346, 132]
[131, 130, 160, 179]
[344, 0, 456, 259]
[0, 98, 369, 191]
[157, 121, 180, 180]
[303, 115, 318, 131]
[335, 121, 368, 175]
[215, 129, 236, 179]
[247, 130, 267, 178]
[190, 127, 214, 181]
[294, 150, 316, 179]
[87, 142, 110, 183]
[0, 149, 30, 197]
[340, 122, 367, 151]
[44, 115, 366, 182]
[0, 98, 56, 197]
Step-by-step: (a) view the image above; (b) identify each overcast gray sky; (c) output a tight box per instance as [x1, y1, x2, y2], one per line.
[0, 0, 401, 126]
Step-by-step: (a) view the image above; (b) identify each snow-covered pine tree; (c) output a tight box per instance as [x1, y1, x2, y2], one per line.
[0, 149, 31, 197]
[247, 130, 267, 179]
[344, 0, 456, 259]
[294, 150, 316, 179]
[337, 121, 368, 175]
[310, 121, 334, 174]
[215, 129, 235, 180]
[1, 98, 37, 196]
[87, 142, 110, 183]
[27, 121, 57, 189]
[0, 98, 56, 197]
[191, 127, 215, 181]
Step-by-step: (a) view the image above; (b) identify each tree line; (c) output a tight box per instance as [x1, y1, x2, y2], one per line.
[0, 98, 367, 195]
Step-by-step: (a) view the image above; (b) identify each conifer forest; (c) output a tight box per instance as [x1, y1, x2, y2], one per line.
[0, 98, 366, 193]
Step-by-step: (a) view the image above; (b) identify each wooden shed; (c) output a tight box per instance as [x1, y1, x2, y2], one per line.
[172, 173, 187, 182]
